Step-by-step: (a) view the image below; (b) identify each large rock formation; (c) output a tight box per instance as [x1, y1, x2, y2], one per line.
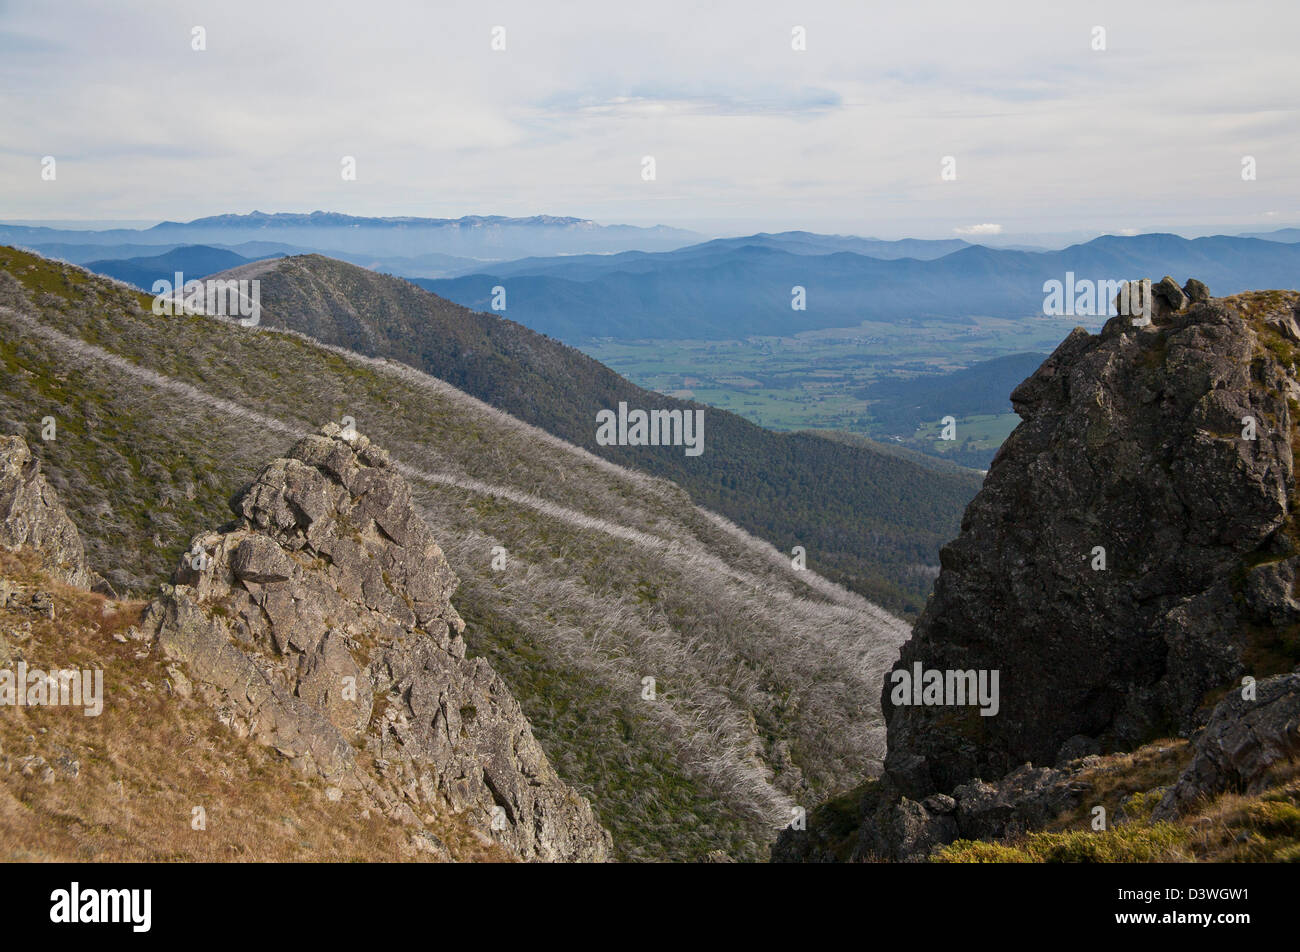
[884, 281, 1300, 799]
[142, 424, 612, 861]
[775, 282, 1300, 862]
[0, 434, 95, 589]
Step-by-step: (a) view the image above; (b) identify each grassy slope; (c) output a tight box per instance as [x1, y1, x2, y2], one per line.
[0, 246, 909, 861]
[0, 550, 503, 862]
[212, 254, 983, 617]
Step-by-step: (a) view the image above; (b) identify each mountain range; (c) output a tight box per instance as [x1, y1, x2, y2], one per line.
[24, 217, 1300, 348]
[0, 211, 701, 263]
[418, 233, 1300, 341]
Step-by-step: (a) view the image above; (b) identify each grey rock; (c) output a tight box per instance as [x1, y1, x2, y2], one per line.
[143, 424, 611, 862]
[882, 293, 1296, 799]
[1152, 275, 1190, 318]
[1263, 306, 1300, 344]
[922, 793, 957, 815]
[1154, 673, 1300, 820]
[1183, 279, 1211, 304]
[0, 435, 95, 589]
[850, 789, 959, 863]
[776, 762, 1089, 863]
[951, 764, 1083, 842]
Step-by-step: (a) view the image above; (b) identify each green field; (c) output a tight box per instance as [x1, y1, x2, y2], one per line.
[581, 314, 1089, 467]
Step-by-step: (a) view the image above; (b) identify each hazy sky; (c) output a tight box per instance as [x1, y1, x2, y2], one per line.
[1, 0, 1296, 239]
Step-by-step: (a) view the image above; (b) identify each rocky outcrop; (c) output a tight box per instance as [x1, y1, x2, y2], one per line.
[883, 281, 1300, 799]
[1154, 673, 1300, 820]
[141, 424, 612, 862]
[777, 282, 1300, 863]
[774, 763, 1091, 862]
[0, 434, 95, 589]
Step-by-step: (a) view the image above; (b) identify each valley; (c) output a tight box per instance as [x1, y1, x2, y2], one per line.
[580, 314, 1085, 467]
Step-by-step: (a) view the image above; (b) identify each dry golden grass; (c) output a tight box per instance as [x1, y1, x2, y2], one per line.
[1182, 762, 1300, 862]
[0, 549, 509, 863]
[1050, 739, 1191, 828]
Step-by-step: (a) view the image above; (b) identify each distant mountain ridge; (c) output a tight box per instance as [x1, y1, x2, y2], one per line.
[0, 211, 701, 260]
[166, 210, 601, 229]
[84, 244, 275, 289]
[1238, 227, 1300, 242]
[418, 233, 1300, 340]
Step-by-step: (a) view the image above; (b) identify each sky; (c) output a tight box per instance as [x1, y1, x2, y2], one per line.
[1, 0, 1297, 240]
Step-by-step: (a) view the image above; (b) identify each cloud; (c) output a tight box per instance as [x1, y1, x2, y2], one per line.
[0, 0, 1297, 236]
[954, 224, 1003, 236]
[541, 85, 843, 118]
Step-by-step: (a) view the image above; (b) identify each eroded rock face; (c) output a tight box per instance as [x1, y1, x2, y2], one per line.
[142, 424, 611, 862]
[0, 434, 95, 589]
[1154, 673, 1300, 820]
[883, 285, 1300, 799]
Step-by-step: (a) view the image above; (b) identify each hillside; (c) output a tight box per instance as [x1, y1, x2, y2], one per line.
[209, 253, 982, 616]
[0, 246, 910, 861]
[860, 352, 1048, 433]
[83, 245, 269, 290]
[776, 279, 1300, 862]
[0, 549, 508, 862]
